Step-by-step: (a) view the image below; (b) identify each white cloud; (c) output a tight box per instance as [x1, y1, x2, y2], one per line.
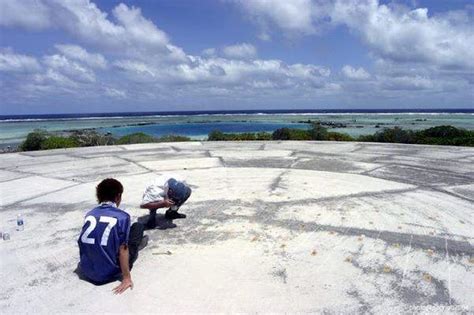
[330, 0, 474, 69]
[0, 49, 100, 101]
[34, 68, 79, 89]
[342, 65, 370, 80]
[112, 4, 168, 45]
[55, 44, 107, 69]
[202, 48, 216, 57]
[114, 59, 156, 79]
[257, 31, 271, 41]
[380, 75, 434, 91]
[232, 0, 319, 35]
[222, 43, 257, 59]
[0, 0, 185, 62]
[232, 0, 474, 70]
[104, 87, 126, 99]
[0, 0, 51, 30]
[0, 49, 41, 72]
[43, 54, 96, 83]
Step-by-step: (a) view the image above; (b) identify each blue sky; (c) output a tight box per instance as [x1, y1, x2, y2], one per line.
[0, 0, 473, 114]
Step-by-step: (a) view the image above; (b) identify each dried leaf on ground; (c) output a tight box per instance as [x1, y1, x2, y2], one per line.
[423, 273, 432, 282]
[152, 250, 172, 256]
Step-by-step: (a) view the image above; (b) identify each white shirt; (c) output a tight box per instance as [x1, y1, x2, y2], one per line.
[141, 174, 186, 205]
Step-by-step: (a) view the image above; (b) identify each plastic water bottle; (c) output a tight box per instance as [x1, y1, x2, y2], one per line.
[16, 214, 24, 231]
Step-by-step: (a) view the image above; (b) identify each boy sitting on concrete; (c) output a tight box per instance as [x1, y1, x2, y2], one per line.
[78, 178, 147, 294]
[140, 175, 192, 229]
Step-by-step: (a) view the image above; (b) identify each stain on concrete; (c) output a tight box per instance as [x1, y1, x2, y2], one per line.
[272, 268, 288, 284]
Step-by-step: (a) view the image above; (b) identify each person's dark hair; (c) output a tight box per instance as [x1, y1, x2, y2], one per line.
[96, 178, 123, 203]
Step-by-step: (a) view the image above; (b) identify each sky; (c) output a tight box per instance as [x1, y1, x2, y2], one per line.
[0, 0, 473, 114]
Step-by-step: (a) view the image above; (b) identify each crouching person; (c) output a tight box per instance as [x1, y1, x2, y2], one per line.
[78, 178, 147, 294]
[140, 175, 192, 229]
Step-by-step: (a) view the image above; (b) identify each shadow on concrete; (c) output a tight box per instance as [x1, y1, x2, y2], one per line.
[137, 213, 177, 230]
[73, 264, 120, 286]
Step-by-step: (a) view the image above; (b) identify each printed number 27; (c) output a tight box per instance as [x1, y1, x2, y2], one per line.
[81, 215, 118, 246]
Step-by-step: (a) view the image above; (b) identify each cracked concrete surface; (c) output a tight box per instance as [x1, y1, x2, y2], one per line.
[0, 141, 473, 313]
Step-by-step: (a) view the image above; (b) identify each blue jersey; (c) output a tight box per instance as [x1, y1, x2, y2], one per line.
[78, 203, 130, 283]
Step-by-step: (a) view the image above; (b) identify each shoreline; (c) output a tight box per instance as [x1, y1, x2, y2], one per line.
[2, 112, 473, 149]
[4, 124, 473, 153]
[2, 108, 473, 121]
[1, 111, 473, 125]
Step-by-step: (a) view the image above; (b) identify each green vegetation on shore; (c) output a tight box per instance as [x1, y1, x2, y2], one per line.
[220, 123, 472, 146]
[18, 124, 473, 151]
[20, 130, 191, 151]
[270, 124, 473, 146]
[208, 130, 272, 141]
[358, 125, 474, 146]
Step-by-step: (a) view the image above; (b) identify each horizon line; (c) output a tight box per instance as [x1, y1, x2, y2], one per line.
[1, 108, 474, 118]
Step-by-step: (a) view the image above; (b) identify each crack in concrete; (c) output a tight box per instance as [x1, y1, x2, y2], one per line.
[0, 173, 30, 183]
[112, 155, 156, 173]
[281, 220, 473, 256]
[269, 170, 289, 193]
[349, 143, 368, 154]
[427, 186, 474, 203]
[217, 156, 226, 167]
[170, 146, 182, 152]
[347, 288, 373, 314]
[1, 167, 83, 182]
[3, 182, 83, 208]
[371, 162, 473, 180]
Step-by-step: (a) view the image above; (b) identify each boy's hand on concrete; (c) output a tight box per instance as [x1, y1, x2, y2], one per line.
[113, 277, 133, 294]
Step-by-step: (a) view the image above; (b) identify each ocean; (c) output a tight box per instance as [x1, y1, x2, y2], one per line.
[1, 109, 473, 148]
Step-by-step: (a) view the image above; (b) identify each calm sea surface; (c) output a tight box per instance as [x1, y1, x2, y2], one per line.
[1, 109, 473, 147]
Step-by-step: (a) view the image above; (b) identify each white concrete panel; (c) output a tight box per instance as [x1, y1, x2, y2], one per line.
[210, 150, 293, 158]
[0, 176, 75, 206]
[14, 156, 146, 181]
[0, 153, 36, 168]
[265, 141, 359, 154]
[0, 170, 28, 182]
[275, 169, 414, 201]
[139, 157, 222, 171]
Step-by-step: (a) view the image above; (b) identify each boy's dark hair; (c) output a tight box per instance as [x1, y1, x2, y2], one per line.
[96, 178, 123, 203]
